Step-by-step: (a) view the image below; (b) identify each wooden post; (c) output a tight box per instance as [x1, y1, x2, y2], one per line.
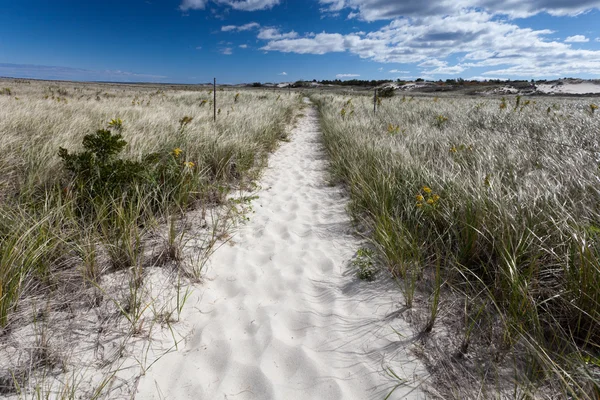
[213, 78, 216, 122]
[373, 88, 377, 114]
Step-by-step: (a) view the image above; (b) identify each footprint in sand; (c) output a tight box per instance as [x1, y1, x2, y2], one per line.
[135, 99, 425, 400]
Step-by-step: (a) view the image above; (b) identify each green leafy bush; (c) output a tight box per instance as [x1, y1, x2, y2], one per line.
[58, 129, 147, 198]
[58, 122, 193, 214]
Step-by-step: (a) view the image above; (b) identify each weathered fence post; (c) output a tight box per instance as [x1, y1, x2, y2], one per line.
[373, 88, 377, 114]
[213, 78, 216, 122]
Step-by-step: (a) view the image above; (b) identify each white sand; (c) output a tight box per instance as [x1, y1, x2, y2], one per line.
[492, 86, 519, 94]
[536, 82, 600, 94]
[135, 99, 425, 399]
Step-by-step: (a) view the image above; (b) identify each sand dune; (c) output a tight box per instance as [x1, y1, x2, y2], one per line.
[135, 99, 425, 400]
[536, 82, 600, 95]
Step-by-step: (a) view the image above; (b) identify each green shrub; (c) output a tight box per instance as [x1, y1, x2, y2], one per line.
[58, 129, 147, 198]
[378, 86, 395, 98]
[354, 248, 376, 281]
[58, 122, 193, 215]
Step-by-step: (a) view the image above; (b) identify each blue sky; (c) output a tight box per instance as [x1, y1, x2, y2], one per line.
[1, 0, 600, 83]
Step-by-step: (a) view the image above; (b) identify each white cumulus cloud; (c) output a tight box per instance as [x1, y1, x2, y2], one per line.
[261, 32, 345, 54]
[258, 28, 299, 40]
[318, 0, 600, 20]
[336, 73, 360, 78]
[180, 0, 208, 11]
[181, 0, 279, 11]
[258, 10, 600, 78]
[565, 35, 589, 42]
[222, 22, 260, 32]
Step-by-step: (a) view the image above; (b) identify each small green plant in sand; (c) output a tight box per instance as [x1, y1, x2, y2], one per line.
[354, 248, 376, 281]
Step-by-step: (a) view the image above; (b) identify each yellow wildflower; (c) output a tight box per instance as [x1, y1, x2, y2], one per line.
[108, 118, 123, 131]
[416, 203, 423, 208]
[108, 118, 123, 127]
[432, 194, 440, 202]
[422, 186, 432, 194]
[173, 148, 183, 157]
[416, 194, 424, 202]
[427, 198, 435, 205]
[185, 161, 195, 168]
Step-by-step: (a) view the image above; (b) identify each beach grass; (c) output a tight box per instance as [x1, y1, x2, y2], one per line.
[0, 79, 299, 397]
[312, 91, 600, 398]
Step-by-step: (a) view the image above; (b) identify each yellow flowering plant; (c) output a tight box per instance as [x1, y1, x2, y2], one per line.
[415, 186, 441, 210]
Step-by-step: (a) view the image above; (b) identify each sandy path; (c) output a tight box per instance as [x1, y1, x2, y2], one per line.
[136, 99, 424, 400]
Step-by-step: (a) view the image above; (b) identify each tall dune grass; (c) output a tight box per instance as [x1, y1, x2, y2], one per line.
[0, 79, 298, 396]
[312, 92, 600, 398]
[0, 80, 297, 321]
